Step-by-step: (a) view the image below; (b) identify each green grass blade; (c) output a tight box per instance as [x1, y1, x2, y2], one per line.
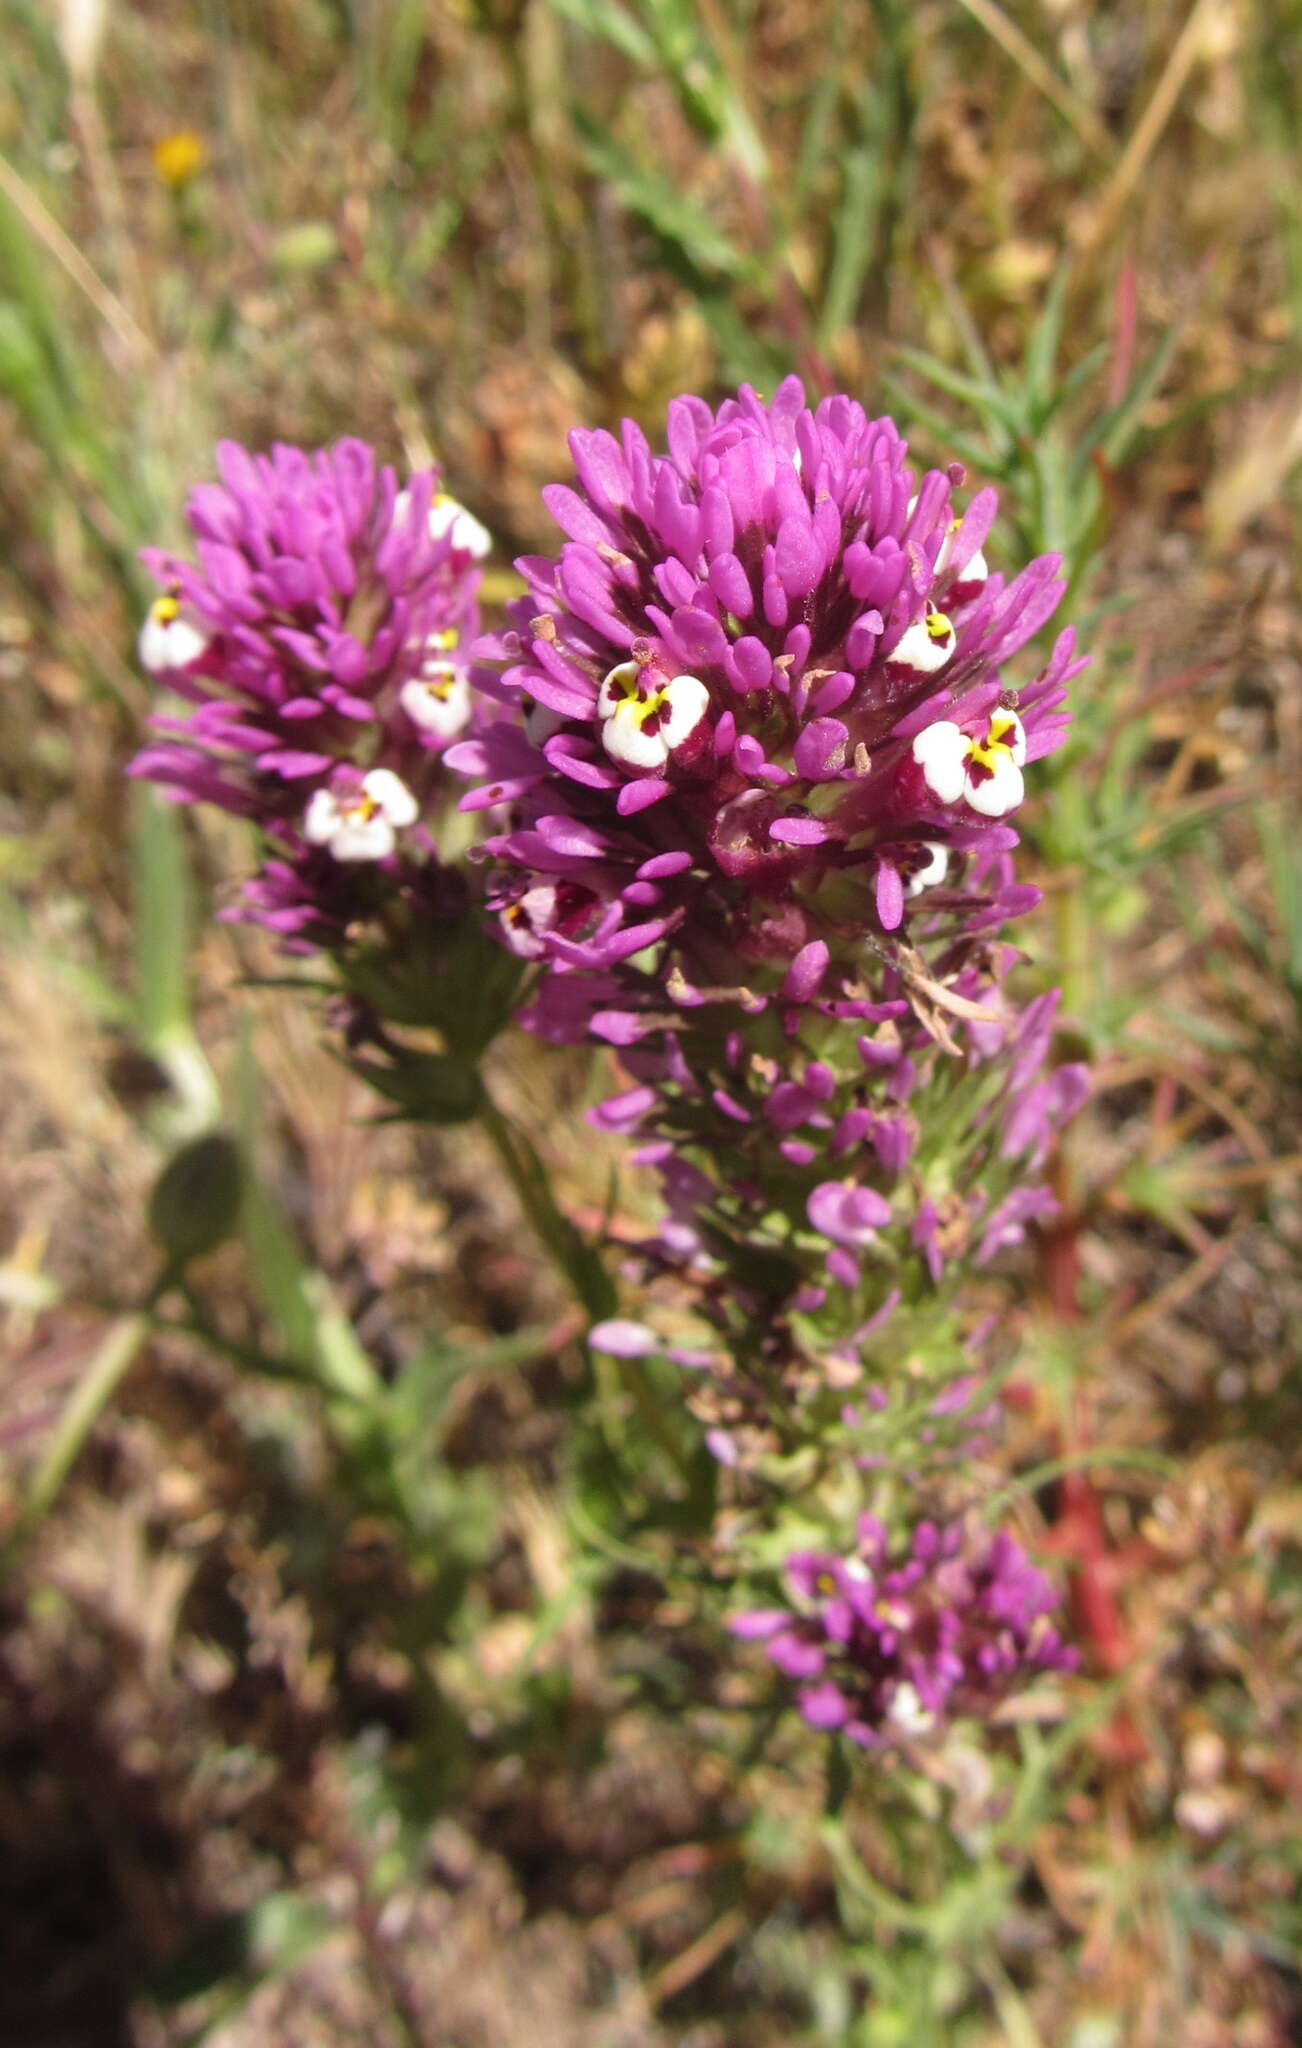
[234, 1035, 380, 1400]
[544, 0, 657, 66]
[818, 145, 883, 344]
[1070, 318, 1185, 479]
[1022, 257, 1072, 416]
[889, 342, 1022, 437]
[573, 111, 758, 282]
[130, 783, 219, 1126]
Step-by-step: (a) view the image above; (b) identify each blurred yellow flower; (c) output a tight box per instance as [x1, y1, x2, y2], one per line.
[153, 131, 206, 189]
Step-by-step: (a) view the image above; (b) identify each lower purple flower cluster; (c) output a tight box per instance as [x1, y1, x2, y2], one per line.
[732, 1516, 1076, 1746]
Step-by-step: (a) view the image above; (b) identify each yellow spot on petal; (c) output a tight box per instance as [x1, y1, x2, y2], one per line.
[152, 594, 180, 623]
[924, 609, 952, 642]
[989, 709, 1018, 747]
[611, 674, 669, 731]
[966, 712, 1020, 776]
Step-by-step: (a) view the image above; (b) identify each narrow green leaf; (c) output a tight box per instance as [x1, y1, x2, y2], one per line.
[130, 783, 219, 1127]
[573, 111, 758, 282]
[889, 343, 1021, 437]
[1070, 320, 1184, 480]
[3, 1314, 150, 1568]
[392, 1323, 555, 1432]
[543, 0, 658, 66]
[1023, 258, 1072, 415]
[890, 340, 1011, 418]
[879, 376, 1000, 473]
[0, 300, 65, 450]
[818, 146, 882, 343]
[479, 1089, 617, 1323]
[236, 1166, 318, 1366]
[234, 1035, 377, 1397]
[1040, 339, 1111, 423]
[130, 781, 193, 1052]
[1098, 320, 1185, 465]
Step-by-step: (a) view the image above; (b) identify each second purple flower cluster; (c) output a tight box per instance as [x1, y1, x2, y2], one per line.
[130, 438, 487, 951]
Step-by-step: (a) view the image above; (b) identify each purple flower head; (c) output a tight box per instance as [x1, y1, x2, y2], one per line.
[731, 1514, 1075, 1747]
[129, 438, 487, 949]
[461, 379, 1085, 1037]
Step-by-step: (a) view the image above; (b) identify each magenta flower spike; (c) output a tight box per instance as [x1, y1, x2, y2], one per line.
[455, 382, 1089, 1311]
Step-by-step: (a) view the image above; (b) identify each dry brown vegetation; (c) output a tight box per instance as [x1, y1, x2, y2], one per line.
[0, 0, 1299, 2042]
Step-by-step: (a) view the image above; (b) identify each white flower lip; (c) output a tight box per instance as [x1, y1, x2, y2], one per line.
[501, 882, 561, 957]
[139, 595, 212, 675]
[597, 665, 710, 772]
[906, 494, 988, 591]
[911, 720, 969, 806]
[400, 663, 471, 739]
[906, 841, 950, 896]
[522, 694, 566, 747]
[303, 768, 419, 861]
[597, 662, 641, 722]
[429, 492, 492, 560]
[944, 531, 988, 588]
[912, 708, 1027, 819]
[394, 488, 492, 560]
[887, 1681, 936, 1736]
[964, 751, 1023, 817]
[890, 608, 956, 677]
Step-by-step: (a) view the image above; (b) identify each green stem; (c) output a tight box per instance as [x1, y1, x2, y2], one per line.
[1054, 869, 1092, 1223]
[477, 1086, 617, 1325]
[477, 1088, 697, 1483]
[819, 1816, 934, 1936]
[2, 1311, 150, 1571]
[824, 1735, 852, 1818]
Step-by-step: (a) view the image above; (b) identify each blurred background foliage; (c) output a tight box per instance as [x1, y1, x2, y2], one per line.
[0, 0, 1299, 2042]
